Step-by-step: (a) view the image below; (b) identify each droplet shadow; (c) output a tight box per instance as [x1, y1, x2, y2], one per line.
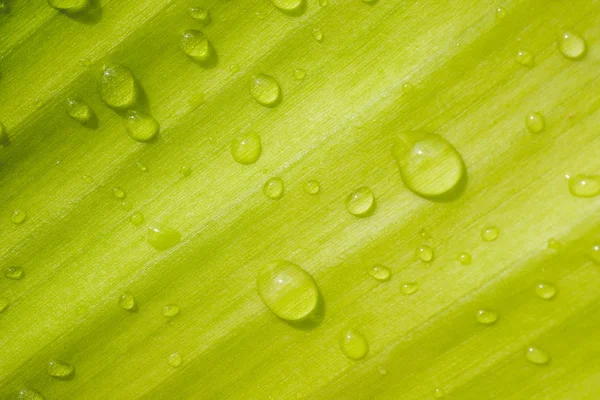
[274, 0, 307, 17]
[61, 0, 102, 25]
[285, 291, 325, 331]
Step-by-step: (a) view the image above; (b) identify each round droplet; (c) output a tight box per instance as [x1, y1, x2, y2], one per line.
[495, 7, 506, 20]
[147, 225, 182, 250]
[525, 346, 550, 365]
[11, 209, 27, 225]
[0, 297, 9, 313]
[547, 238, 563, 250]
[231, 133, 262, 165]
[136, 161, 148, 172]
[400, 282, 419, 295]
[47, 0, 89, 12]
[119, 291, 137, 311]
[590, 245, 600, 264]
[5, 266, 24, 280]
[17, 388, 45, 400]
[345, 186, 375, 217]
[340, 329, 369, 360]
[568, 174, 600, 198]
[256, 260, 319, 321]
[369, 264, 391, 281]
[402, 82, 416, 94]
[304, 180, 320, 195]
[416, 245, 434, 263]
[481, 226, 499, 242]
[294, 68, 307, 80]
[120, 201, 132, 211]
[168, 352, 182, 367]
[434, 388, 445, 399]
[392, 131, 465, 198]
[100, 65, 137, 109]
[162, 304, 180, 317]
[0, 121, 9, 146]
[180, 30, 213, 63]
[82, 175, 94, 183]
[66, 98, 93, 124]
[476, 309, 498, 325]
[515, 50, 534, 67]
[130, 211, 144, 226]
[457, 252, 472, 265]
[250, 74, 281, 107]
[263, 177, 284, 200]
[113, 187, 126, 199]
[180, 165, 192, 177]
[525, 112, 545, 133]
[535, 282, 557, 300]
[312, 27, 324, 42]
[47, 360, 74, 378]
[188, 7, 210, 24]
[126, 111, 159, 142]
[558, 31, 586, 60]
[270, 0, 304, 12]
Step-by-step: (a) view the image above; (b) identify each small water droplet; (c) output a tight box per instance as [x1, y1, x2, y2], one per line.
[229, 64, 241, 73]
[136, 161, 148, 172]
[402, 82, 416, 94]
[547, 238, 563, 250]
[48, 0, 89, 12]
[250, 74, 281, 107]
[476, 309, 498, 325]
[340, 329, 369, 360]
[369, 264, 391, 281]
[17, 388, 45, 400]
[495, 7, 506, 20]
[100, 65, 137, 109]
[168, 352, 182, 367]
[525, 112, 545, 133]
[180, 29, 214, 64]
[188, 7, 210, 24]
[558, 31, 586, 60]
[113, 187, 126, 199]
[345, 186, 375, 217]
[162, 304, 180, 317]
[416, 245, 434, 263]
[148, 225, 182, 250]
[392, 131, 465, 198]
[231, 133, 262, 165]
[568, 174, 600, 197]
[535, 282, 557, 300]
[34, 99, 43, 109]
[130, 211, 144, 226]
[0, 0, 9, 13]
[457, 252, 472, 265]
[82, 175, 94, 183]
[120, 201, 132, 211]
[481, 226, 499, 242]
[263, 177, 284, 200]
[11, 209, 27, 225]
[0, 297, 9, 313]
[180, 165, 192, 177]
[79, 57, 91, 67]
[589, 244, 600, 264]
[257, 261, 319, 321]
[377, 366, 388, 375]
[47, 360, 74, 378]
[400, 282, 419, 295]
[514, 50, 533, 68]
[434, 388, 445, 399]
[525, 346, 550, 365]
[312, 27, 324, 42]
[294, 68, 307, 80]
[66, 98, 93, 125]
[270, 0, 305, 13]
[304, 180, 320, 195]
[119, 291, 137, 311]
[5, 266, 24, 280]
[0, 121, 8, 146]
[126, 111, 159, 142]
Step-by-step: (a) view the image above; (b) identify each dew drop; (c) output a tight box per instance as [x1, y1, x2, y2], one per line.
[263, 177, 284, 200]
[231, 133, 262, 165]
[82, 175, 94, 183]
[120, 201, 132, 211]
[0, 297, 9, 313]
[270, 0, 304, 13]
[590, 245, 600, 264]
[400, 282, 419, 295]
[481, 226, 499, 242]
[47, 360, 74, 378]
[180, 29, 214, 64]
[11, 209, 27, 225]
[402, 82, 416, 94]
[304, 180, 320, 195]
[147, 225, 182, 250]
[256, 260, 319, 321]
[168, 352, 182, 367]
[525, 112, 545, 133]
[180, 165, 192, 177]
[130, 211, 144, 226]
[345, 186, 375, 217]
[495, 7, 506, 20]
[457, 252, 472, 265]
[392, 131, 465, 198]
[535, 282, 557, 300]
[377, 366, 388, 376]
[113, 187, 126, 199]
[318, 0, 327, 6]
[547, 238, 563, 250]
[416, 245, 434, 263]
[229, 63, 241, 73]
[100, 65, 137, 109]
[294, 68, 307, 80]
[0, 0, 8, 13]
[525, 346, 550, 365]
[434, 388, 445, 399]
[558, 31, 586, 60]
[17, 388, 45, 400]
[47, 0, 88, 12]
[0, 121, 8, 146]
[188, 7, 210, 24]
[250, 74, 281, 107]
[312, 27, 324, 42]
[5, 266, 24, 280]
[136, 161, 148, 172]
[66, 98, 93, 125]
[119, 291, 137, 311]
[126, 111, 159, 142]
[476, 309, 498, 325]
[162, 304, 180, 317]
[515, 50, 534, 67]
[340, 329, 369, 360]
[369, 264, 391, 281]
[568, 174, 600, 198]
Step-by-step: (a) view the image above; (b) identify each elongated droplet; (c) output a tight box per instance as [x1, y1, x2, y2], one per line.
[162, 304, 180, 317]
[270, 0, 304, 13]
[304, 180, 320, 195]
[525, 112, 545, 133]
[17, 388, 45, 400]
[47, 0, 89, 12]
[11, 209, 27, 225]
[168, 352, 182, 367]
[416, 245, 434, 263]
[148, 225, 181, 250]
[5, 266, 24, 280]
[136, 161, 148, 172]
[257, 260, 319, 321]
[264, 177, 284, 200]
[535, 282, 557, 300]
[100, 65, 137, 109]
[66, 98, 93, 124]
[119, 291, 137, 311]
[476, 309, 498, 325]
[340, 329, 369, 360]
[345, 186, 375, 217]
[568, 174, 600, 197]
[369, 264, 391, 281]
[457, 252, 472, 265]
[47, 360, 74, 378]
[180, 30, 214, 63]
[400, 282, 419, 295]
[0, 121, 8, 146]
[113, 187, 126, 199]
[312, 27, 324, 42]
[231, 133, 262, 164]
[481, 226, 499, 242]
[515, 50, 534, 67]
[130, 211, 144, 226]
[188, 7, 210, 24]
[525, 347, 550, 365]
[558, 31, 586, 60]
[126, 111, 159, 142]
[0, 297, 9, 313]
[251, 74, 281, 107]
[392, 131, 465, 198]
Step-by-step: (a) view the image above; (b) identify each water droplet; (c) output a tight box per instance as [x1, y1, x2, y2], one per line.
[162, 304, 180, 317]
[79, 57, 91, 67]
[5, 266, 24, 280]
[340, 329, 369, 360]
[11, 209, 27, 225]
[590, 245, 600, 264]
[66, 98, 93, 124]
[17, 388, 45, 400]
[180, 165, 192, 177]
[416, 245, 434, 263]
[304, 180, 320, 195]
[82, 175, 94, 183]
[294, 68, 307, 81]
[0, 297, 9, 313]
[0, 121, 8, 146]
[47, 0, 88, 12]
[457, 252, 472, 265]
[100, 65, 137, 109]
[547, 238, 563, 250]
[558, 31, 586, 60]
[119, 291, 137, 311]
[136, 161, 148, 172]
[515, 50, 534, 67]
[481, 226, 499, 242]
[525, 112, 545, 133]
[229, 63, 241, 73]
[256, 260, 319, 321]
[400, 282, 419, 295]
[270, 0, 304, 13]
[113, 187, 126, 199]
[188, 7, 210, 24]
[535, 282, 557, 300]
[263, 177, 284, 200]
[250, 74, 281, 107]
[126, 111, 159, 142]
[168, 352, 182, 367]
[231, 133, 262, 165]
[369, 264, 391, 281]
[47, 360, 74, 378]
[312, 27, 324, 42]
[147, 225, 182, 250]
[180, 29, 214, 64]
[476, 309, 498, 325]
[120, 201, 132, 211]
[130, 211, 144, 226]
[568, 174, 600, 197]
[0, 0, 8, 13]
[345, 186, 375, 217]
[525, 346, 550, 365]
[495, 7, 506, 20]
[434, 388, 445, 399]
[377, 366, 388, 375]
[318, 0, 328, 5]
[402, 82, 416, 94]
[392, 131, 465, 198]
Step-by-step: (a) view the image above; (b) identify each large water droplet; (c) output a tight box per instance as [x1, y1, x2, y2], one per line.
[148, 225, 181, 250]
[476, 309, 498, 325]
[5, 266, 24, 280]
[416, 245, 434, 263]
[162, 304, 180, 317]
[340, 329, 369, 360]
[515, 50, 534, 67]
[66, 98, 94, 125]
[180, 30, 214, 64]
[47, 0, 89, 12]
[568, 174, 600, 197]
[126, 111, 159, 142]
[263, 177, 284, 200]
[525, 346, 550, 365]
[558, 31, 586, 60]
[47, 360, 74, 378]
[345, 186, 375, 217]
[392, 131, 465, 198]
[11, 209, 27, 225]
[168, 352, 182, 367]
[257, 260, 319, 321]
[0, 297, 9, 313]
[188, 7, 210, 24]
[481, 226, 499, 242]
[17, 388, 45, 400]
[250, 74, 281, 107]
[119, 291, 137, 311]
[525, 112, 545, 133]
[369, 264, 391, 281]
[231, 133, 262, 165]
[270, 0, 305, 13]
[535, 282, 557, 300]
[100, 65, 137, 109]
